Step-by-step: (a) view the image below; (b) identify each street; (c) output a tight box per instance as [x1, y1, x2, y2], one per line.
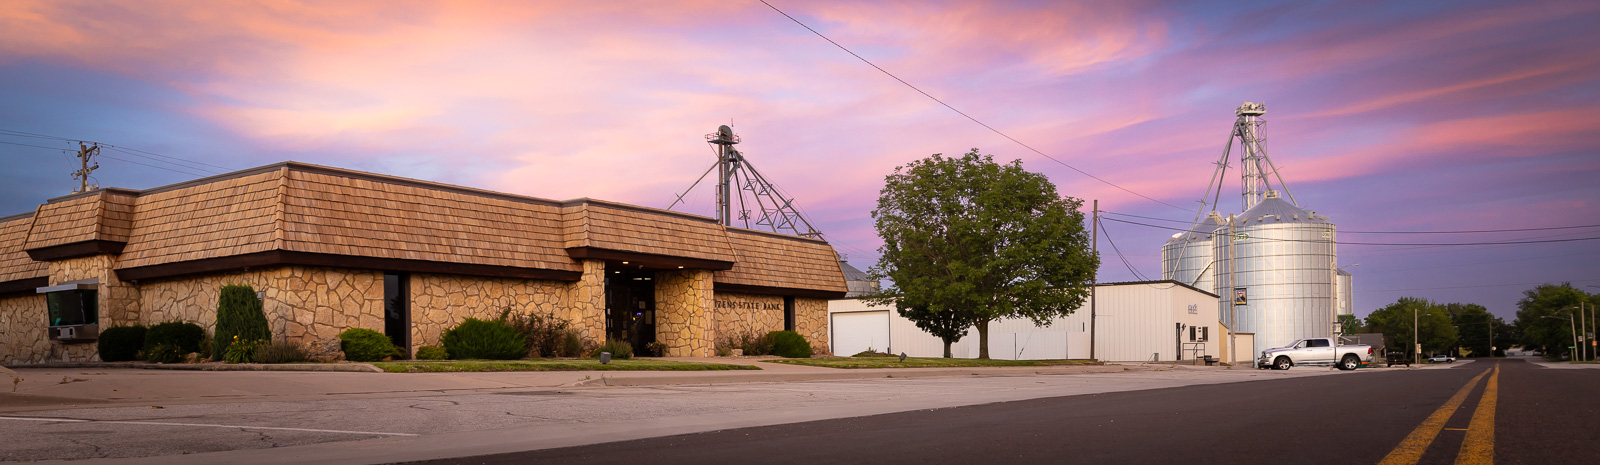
[414, 359, 1597, 465]
[0, 358, 1595, 464]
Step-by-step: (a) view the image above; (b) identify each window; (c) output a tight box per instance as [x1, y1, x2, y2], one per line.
[784, 296, 796, 332]
[46, 289, 97, 327]
[1308, 339, 1329, 348]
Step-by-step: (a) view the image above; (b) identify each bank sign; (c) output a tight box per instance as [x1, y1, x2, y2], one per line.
[715, 299, 783, 311]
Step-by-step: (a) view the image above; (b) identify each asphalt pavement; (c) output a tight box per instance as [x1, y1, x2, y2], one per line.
[408, 358, 1598, 465]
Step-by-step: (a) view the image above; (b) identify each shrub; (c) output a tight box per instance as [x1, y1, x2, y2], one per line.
[415, 345, 449, 360]
[718, 330, 775, 356]
[852, 349, 892, 357]
[442, 318, 526, 360]
[253, 340, 308, 364]
[97, 326, 147, 362]
[500, 309, 586, 358]
[592, 339, 633, 359]
[769, 330, 812, 358]
[223, 336, 263, 363]
[213, 284, 269, 360]
[339, 328, 401, 362]
[559, 330, 587, 358]
[146, 343, 186, 363]
[144, 321, 205, 355]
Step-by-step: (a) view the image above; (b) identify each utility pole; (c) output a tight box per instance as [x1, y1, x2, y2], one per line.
[1414, 305, 1420, 366]
[1227, 214, 1237, 365]
[1090, 199, 1098, 361]
[72, 142, 100, 194]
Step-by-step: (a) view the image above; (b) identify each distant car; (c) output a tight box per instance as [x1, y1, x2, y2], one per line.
[1428, 355, 1456, 363]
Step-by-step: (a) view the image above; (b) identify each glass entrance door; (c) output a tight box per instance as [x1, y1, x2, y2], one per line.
[605, 269, 656, 353]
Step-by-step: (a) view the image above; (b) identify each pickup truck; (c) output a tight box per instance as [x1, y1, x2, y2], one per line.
[1256, 337, 1374, 371]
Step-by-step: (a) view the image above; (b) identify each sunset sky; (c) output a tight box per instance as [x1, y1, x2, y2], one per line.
[1, 0, 1596, 322]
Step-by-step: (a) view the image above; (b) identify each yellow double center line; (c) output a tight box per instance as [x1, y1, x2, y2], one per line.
[1379, 364, 1500, 465]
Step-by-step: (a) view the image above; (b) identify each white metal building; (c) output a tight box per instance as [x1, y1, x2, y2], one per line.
[828, 281, 1222, 362]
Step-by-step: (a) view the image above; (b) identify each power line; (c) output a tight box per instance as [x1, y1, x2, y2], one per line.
[758, 0, 1187, 212]
[1354, 278, 1600, 293]
[0, 129, 233, 174]
[1101, 217, 1600, 246]
[1102, 209, 1600, 235]
[1098, 222, 1152, 281]
[0, 139, 216, 178]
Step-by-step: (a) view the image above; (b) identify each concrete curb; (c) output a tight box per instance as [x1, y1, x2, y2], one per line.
[5, 361, 383, 373]
[569, 363, 1134, 387]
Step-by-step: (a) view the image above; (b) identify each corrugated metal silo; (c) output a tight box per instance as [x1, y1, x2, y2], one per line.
[1162, 212, 1224, 293]
[1213, 191, 1337, 356]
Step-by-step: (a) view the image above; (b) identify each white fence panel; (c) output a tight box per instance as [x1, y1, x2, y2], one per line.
[830, 311, 890, 356]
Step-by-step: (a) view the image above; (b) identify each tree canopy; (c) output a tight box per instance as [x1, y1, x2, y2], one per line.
[866, 149, 1097, 359]
[1364, 297, 1457, 357]
[1512, 284, 1594, 359]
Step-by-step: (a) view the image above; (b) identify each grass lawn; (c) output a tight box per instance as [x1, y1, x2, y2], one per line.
[765, 357, 1099, 369]
[372, 358, 762, 373]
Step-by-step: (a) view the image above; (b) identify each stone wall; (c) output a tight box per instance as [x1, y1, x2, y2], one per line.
[139, 266, 385, 349]
[655, 269, 713, 357]
[0, 294, 98, 364]
[49, 254, 141, 327]
[712, 293, 785, 343]
[408, 273, 566, 353]
[795, 297, 830, 355]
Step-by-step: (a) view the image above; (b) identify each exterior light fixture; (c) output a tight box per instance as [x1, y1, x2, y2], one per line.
[677, 266, 684, 269]
[622, 261, 629, 265]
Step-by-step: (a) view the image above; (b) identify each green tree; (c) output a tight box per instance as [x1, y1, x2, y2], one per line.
[1513, 284, 1590, 359]
[867, 149, 1097, 359]
[1444, 303, 1501, 358]
[1364, 297, 1457, 357]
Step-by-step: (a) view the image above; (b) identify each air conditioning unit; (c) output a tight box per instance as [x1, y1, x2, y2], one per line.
[49, 324, 98, 342]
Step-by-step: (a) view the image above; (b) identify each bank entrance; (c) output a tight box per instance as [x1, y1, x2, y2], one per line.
[604, 267, 657, 353]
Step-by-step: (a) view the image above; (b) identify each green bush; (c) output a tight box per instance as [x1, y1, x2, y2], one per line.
[97, 326, 146, 362]
[442, 318, 526, 360]
[213, 284, 269, 360]
[415, 345, 449, 360]
[592, 339, 633, 359]
[146, 343, 186, 363]
[769, 330, 812, 358]
[500, 309, 589, 358]
[253, 340, 307, 364]
[339, 328, 401, 362]
[852, 349, 892, 357]
[144, 321, 205, 355]
[223, 337, 261, 363]
[560, 330, 587, 358]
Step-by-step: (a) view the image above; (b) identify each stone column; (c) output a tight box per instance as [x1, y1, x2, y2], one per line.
[565, 259, 607, 344]
[654, 269, 713, 357]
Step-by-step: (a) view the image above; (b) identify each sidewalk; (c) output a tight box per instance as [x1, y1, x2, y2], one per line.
[0, 358, 1135, 412]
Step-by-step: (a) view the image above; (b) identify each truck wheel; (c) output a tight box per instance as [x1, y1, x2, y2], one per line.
[1274, 356, 1292, 370]
[1339, 355, 1359, 371]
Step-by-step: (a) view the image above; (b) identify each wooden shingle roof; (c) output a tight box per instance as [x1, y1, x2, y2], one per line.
[0, 161, 847, 296]
[115, 169, 283, 269]
[279, 169, 579, 273]
[0, 213, 46, 284]
[561, 200, 734, 264]
[715, 228, 847, 296]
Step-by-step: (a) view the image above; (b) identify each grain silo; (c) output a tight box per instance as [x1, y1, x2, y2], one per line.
[1167, 102, 1347, 361]
[1212, 191, 1337, 356]
[1162, 212, 1225, 292]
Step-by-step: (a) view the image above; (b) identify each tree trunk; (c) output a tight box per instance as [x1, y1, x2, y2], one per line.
[977, 318, 991, 359]
[943, 340, 952, 358]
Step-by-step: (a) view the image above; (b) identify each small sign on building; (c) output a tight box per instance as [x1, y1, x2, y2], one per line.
[1233, 288, 1247, 306]
[1187, 304, 1198, 314]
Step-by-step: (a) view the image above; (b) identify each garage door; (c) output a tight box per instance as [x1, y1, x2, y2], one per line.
[831, 311, 890, 356]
